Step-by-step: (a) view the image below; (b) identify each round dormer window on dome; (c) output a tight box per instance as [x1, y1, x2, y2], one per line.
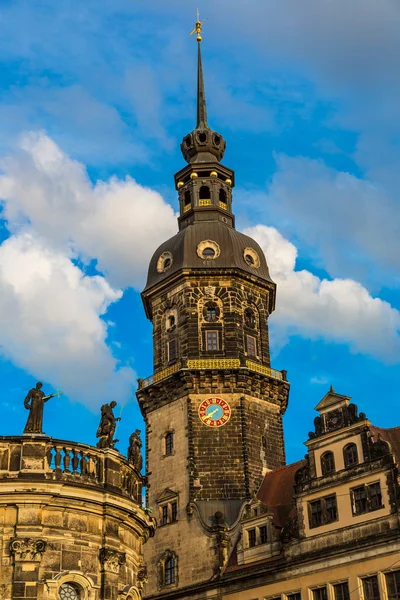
[197, 240, 221, 260]
[243, 248, 261, 268]
[157, 251, 173, 273]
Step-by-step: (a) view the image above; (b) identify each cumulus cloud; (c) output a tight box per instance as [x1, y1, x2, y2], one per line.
[245, 225, 400, 362]
[0, 131, 177, 288]
[247, 154, 400, 286]
[0, 232, 135, 406]
[0, 132, 177, 407]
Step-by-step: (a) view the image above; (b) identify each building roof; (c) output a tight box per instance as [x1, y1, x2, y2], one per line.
[257, 460, 306, 528]
[370, 425, 400, 464]
[143, 220, 275, 295]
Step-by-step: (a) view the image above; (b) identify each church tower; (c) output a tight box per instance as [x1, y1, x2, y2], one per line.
[137, 18, 290, 596]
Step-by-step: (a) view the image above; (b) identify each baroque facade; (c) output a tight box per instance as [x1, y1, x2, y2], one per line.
[137, 20, 400, 600]
[0, 419, 155, 599]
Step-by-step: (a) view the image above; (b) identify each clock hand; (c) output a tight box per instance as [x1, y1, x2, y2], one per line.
[203, 408, 219, 421]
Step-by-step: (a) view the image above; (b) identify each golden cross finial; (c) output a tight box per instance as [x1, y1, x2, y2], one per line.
[189, 8, 207, 42]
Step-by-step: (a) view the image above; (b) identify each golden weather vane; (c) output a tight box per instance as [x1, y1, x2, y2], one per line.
[189, 8, 207, 42]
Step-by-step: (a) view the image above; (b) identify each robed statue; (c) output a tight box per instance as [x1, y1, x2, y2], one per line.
[128, 429, 143, 471]
[96, 401, 121, 449]
[23, 382, 62, 434]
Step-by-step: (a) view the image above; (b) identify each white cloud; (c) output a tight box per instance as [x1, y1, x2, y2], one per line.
[245, 225, 400, 362]
[0, 232, 135, 407]
[0, 131, 177, 288]
[0, 132, 178, 408]
[252, 154, 400, 286]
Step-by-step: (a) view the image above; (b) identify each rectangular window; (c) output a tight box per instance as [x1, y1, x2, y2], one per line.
[246, 335, 257, 357]
[259, 525, 268, 544]
[352, 485, 368, 515]
[287, 593, 301, 600]
[167, 339, 177, 363]
[309, 494, 338, 528]
[165, 432, 173, 455]
[162, 505, 168, 526]
[309, 499, 323, 528]
[165, 558, 175, 585]
[363, 576, 380, 600]
[312, 588, 327, 600]
[386, 571, 400, 600]
[325, 495, 338, 523]
[352, 483, 383, 515]
[206, 330, 219, 351]
[171, 502, 178, 522]
[334, 582, 350, 600]
[368, 482, 383, 510]
[248, 528, 256, 548]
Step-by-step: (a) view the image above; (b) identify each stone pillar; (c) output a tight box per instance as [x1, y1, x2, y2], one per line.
[10, 538, 46, 600]
[99, 547, 126, 600]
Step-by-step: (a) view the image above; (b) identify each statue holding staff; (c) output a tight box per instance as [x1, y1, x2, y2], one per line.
[96, 401, 121, 449]
[23, 382, 63, 435]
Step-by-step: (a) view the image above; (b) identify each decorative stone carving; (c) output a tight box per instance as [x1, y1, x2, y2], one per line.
[212, 511, 230, 576]
[281, 515, 300, 543]
[295, 455, 310, 485]
[9, 538, 46, 561]
[99, 547, 126, 573]
[137, 565, 148, 590]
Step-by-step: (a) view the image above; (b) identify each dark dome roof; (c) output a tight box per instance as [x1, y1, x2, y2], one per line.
[143, 221, 274, 293]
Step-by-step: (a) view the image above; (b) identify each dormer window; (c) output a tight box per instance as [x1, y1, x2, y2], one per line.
[343, 443, 358, 467]
[202, 246, 215, 258]
[321, 451, 335, 475]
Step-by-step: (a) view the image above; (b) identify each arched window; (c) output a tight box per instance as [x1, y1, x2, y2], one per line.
[165, 557, 176, 585]
[203, 301, 220, 323]
[59, 583, 82, 600]
[343, 443, 359, 467]
[165, 432, 174, 456]
[167, 315, 175, 329]
[199, 185, 210, 200]
[184, 190, 191, 206]
[244, 308, 256, 329]
[321, 451, 335, 475]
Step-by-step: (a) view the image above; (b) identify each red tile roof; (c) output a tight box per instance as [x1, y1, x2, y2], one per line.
[370, 425, 400, 464]
[257, 460, 306, 528]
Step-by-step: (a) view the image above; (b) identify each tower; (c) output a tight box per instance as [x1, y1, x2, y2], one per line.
[137, 18, 290, 596]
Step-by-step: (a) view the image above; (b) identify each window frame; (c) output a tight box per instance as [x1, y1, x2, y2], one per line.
[246, 334, 257, 358]
[351, 482, 383, 515]
[312, 587, 328, 600]
[248, 528, 256, 548]
[385, 570, 400, 600]
[165, 431, 174, 456]
[343, 443, 359, 468]
[205, 329, 219, 351]
[308, 493, 338, 529]
[167, 338, 177, 363]
[164, 556, 176, 586]
[362, 575, 381, 600]
[321, 451, 336, 475]
[333, 581, 350, 600]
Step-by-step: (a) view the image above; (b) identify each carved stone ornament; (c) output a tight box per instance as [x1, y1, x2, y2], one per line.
[204, 286, 215, 297]
[137, 565, 148, 590]
[9, 538, 47, 561]
[99, 547, 126, 573]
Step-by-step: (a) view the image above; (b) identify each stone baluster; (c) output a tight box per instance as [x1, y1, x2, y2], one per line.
[71, 448, 79, 473]
[54, 446, 62, 471]
[63, 447, 71, 472]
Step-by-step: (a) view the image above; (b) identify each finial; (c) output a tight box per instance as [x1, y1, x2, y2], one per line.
[189, 8, 207, 43]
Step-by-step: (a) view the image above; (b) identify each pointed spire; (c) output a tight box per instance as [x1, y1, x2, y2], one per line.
[197, 41, 208, 128]
[190, 10, 209, 129]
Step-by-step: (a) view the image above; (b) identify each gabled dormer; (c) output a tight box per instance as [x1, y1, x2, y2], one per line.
[236, 498, 280, 566]
[293, 388, 398, 542]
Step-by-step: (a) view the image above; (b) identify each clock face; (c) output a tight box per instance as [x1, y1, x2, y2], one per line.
[199, 397, 231, 428]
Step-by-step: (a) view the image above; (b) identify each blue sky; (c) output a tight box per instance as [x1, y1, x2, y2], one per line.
[0, 0, 399, 464]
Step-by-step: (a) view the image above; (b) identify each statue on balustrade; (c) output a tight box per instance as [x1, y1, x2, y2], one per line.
[96, 401, 121, 449]
[128, 429, 143, 471]
[23, 382, 63, 435]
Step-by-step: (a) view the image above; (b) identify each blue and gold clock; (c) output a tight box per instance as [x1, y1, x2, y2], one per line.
[198, 397, 231, 428]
